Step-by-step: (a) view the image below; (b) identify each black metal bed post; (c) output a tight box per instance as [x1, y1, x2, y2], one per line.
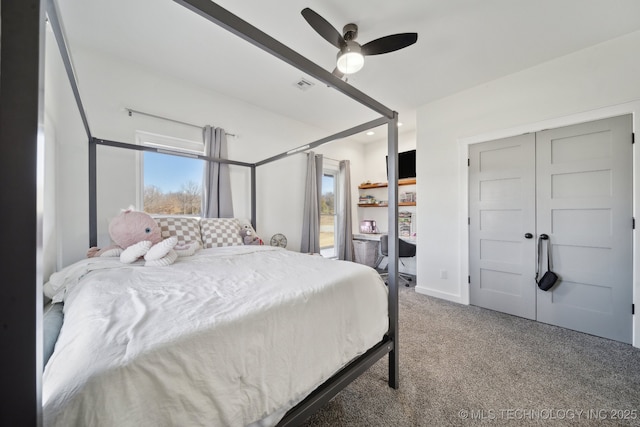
[251, 166, 257, 230]
[93, 138, 254, 167]
[255, 117, 390, 167]
[0, 0, 45, 425]
[387, 112, 400, 389]
[89, 138, 98, 247]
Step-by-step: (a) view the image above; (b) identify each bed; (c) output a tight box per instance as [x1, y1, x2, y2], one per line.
[43, 244, 388, 426]
[0, 0, 402, 424]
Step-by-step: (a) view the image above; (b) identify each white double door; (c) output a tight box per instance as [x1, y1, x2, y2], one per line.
[469, 115, 633, 343]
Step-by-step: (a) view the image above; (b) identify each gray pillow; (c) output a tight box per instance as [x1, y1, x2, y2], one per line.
[43, 302, 64, 368]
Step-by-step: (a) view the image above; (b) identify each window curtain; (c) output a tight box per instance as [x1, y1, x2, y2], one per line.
[336, 160, 354, 261]
[202, 125, 234, 218]
[300, 152, 323, 253]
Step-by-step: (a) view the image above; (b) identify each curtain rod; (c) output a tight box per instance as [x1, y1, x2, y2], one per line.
[126, 108, 236, 137]
[308, 153, 340, 163]
[321, 155, 340, 163]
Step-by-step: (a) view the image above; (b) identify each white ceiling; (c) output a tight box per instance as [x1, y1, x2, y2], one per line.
[57, 0, 640, 141]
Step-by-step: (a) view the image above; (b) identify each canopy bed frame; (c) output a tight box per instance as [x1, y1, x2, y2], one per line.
[0, 0, 403, 424]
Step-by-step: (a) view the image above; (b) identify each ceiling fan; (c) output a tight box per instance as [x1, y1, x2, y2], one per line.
[301, 7, 418, 78]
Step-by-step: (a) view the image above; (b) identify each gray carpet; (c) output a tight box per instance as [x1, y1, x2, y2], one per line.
[303, 284, 640, 426]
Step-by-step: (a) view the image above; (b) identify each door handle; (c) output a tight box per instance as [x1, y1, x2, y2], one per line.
[540, 233, 549, 240]
[524, 233, 533, 239]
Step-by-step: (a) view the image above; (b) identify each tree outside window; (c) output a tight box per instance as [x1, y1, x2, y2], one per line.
[320, 172, 337, 257]
[143, 152, 203, 215]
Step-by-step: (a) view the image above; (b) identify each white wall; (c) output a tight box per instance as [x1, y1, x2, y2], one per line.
[416, 30, 640, 346]
[255, 137, 367, 251]
[45, 43, 369, 266]
[363, 130, 417, 184]
[43, 113, 57, 284]
[42, 26, 60, 282]
[359, 131, 417, 233]
[44, 25, 89, 273]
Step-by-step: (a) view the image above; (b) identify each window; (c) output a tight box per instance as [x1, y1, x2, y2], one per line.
[143, 152, 204, 215]
[320, 170, 337, 258]
[138, 132, 204, 216]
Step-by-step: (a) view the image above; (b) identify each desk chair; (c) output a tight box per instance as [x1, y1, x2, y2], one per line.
[376, 234, 416, 287]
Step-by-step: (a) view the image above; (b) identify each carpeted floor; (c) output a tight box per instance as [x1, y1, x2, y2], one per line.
[302, 284, 640, 426]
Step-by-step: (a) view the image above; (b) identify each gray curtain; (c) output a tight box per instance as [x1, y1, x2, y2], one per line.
[202, 125, 234, 218]
[300, 152, 323, 253]
[336, 160, 354, 261]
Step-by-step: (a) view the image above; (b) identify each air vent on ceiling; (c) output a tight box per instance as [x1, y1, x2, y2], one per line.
[294, 78, 315, 91]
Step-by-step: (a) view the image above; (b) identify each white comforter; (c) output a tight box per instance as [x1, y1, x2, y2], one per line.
[43, 246, 388, 426]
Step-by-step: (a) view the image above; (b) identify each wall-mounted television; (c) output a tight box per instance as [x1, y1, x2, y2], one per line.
[386, 149, 416, 180]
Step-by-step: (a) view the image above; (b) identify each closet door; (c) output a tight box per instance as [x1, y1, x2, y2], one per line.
[469, 134, 537, 319]
[536, 115, 633, 344]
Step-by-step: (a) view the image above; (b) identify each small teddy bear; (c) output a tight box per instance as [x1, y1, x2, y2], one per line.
[240, 225, 262, 245]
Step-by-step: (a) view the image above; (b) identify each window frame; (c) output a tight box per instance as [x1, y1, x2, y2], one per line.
[136, 130, 205, 154]
[137, 131, 205, 215]
[320, 160, 339, 258]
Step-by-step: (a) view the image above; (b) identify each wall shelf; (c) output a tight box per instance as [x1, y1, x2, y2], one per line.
[358, 202, 416, 208]
[358, 178, 416, 207]
[358, 177, 416, 189]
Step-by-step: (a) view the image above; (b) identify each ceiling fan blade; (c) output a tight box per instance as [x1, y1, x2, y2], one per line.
[361, 33, 418, 56]
[301, 8, 345, 49]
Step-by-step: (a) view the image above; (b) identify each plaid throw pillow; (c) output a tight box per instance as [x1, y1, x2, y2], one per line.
[200, 218, 243, 248]
[154, 216, 203, 248]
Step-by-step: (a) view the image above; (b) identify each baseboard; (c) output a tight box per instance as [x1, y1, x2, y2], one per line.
[414, 285, 467, 305]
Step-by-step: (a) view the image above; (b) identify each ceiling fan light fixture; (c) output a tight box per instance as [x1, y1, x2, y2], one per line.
[336, 41, 364, 74]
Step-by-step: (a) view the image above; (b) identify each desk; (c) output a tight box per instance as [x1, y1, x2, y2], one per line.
[352, 234, 417, 275]
[352, 237, 380, 267]
[353, 233, 417, 244]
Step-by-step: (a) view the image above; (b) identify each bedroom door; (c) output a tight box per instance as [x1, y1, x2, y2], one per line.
[469, 114, 633, 343]
[468, 134, 537, 320]
[535, 115, 633, 343]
